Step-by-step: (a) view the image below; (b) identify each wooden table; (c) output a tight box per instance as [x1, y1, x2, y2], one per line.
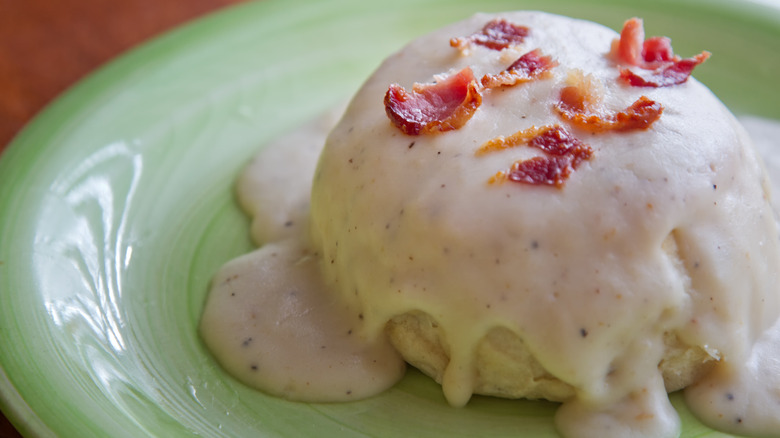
[0, 1, 245, 435]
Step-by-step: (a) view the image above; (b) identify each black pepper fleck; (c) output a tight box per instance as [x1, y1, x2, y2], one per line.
[284, 220, 294, 227]
[531, 240, 539, 249]
[580, 328, 588, 338]
[250, 364, 258, 371]
[242, 337, 253, 347]
[408, 141, 415, 149]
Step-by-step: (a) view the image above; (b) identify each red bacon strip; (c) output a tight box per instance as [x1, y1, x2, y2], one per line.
[384, 67, 482, 136]
[503, 155, 578, 187]
[610, 17, 710, 87]
[480, 49, 558, 88]
[556, 85, 663, 132]
[481, 125, 593, 188]
[611, 17, 645, 67]
[450, 19, 530, 51]
[618, 52, 711, 87]
[642, 36, 674, 64]
[527, 125, 592, 161]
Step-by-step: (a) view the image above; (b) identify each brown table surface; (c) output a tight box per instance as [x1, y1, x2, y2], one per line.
[0, 1, 245, 435]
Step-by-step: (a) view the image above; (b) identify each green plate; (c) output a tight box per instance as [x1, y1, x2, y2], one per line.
[1, 0, 779, 436]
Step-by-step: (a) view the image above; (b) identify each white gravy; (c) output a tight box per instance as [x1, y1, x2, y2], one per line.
[681, 117, 780, 436]
[200, 114, 780, 437]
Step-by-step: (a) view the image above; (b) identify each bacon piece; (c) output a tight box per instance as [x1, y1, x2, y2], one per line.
[502, 155, 579, 187]
[477, 125, 549, 155]
[609, 17, 709, 87]
[384, 67, 482, 136]
[450, 19, 530, 51]
[556, 85, 663, 132]
[480, 49, 558, 88]
[527, 125, 592, 162]
[614, 96, 664, 130]
[611, 17, 645, 66]
[558, 70, 604, 112]
[619, 52, 711, 87]
[642, 36, 674, 64]
[480, 125, 593, 188]
[559, 85, 587, 112]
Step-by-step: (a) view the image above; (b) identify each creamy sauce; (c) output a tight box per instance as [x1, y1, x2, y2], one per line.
[200, 109, 405, 402]
[199, 238, 405, 402]
[201, 113, 780, 437]
[682, 116, 780, 436]
[200, 12, 780, 438]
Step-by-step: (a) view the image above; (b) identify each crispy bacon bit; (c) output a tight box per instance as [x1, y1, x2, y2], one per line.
[480, 125, 593, 188]
[610, 17, 709, 87]
[500, 155, 580, 187]
[642, 36, 674, 63]
[611, 17, 645, 66]
[555, 84, 663, 132]
[559, 84, 589, 113]
[616, 97, 664, 130]
[384, 67, 482, 136]
[559, 70, 605, 112]
[527, 126, 591, 160]
[477, 125, 548, 155]
[450, 19, 530, 51]
[618, 52, 711, 87]
[480, 49, 558, 88]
